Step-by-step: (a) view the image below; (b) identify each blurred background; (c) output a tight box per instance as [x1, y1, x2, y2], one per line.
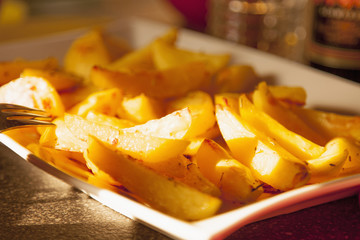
[0, 0, 309, 62]
[0, 0, 359, 81]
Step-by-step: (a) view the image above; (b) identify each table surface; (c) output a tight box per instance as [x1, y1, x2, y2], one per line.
[1, 143, 359, 240]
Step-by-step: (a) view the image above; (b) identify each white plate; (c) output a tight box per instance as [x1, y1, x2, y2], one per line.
[0, 18, 359, 240]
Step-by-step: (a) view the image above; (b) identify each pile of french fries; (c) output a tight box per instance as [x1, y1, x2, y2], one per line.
[0, 27, 359, 221]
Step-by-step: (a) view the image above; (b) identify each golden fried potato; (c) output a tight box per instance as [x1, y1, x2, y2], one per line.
[292, 106, 360, 143]
[122, 108, 192, 139]
[84, 136, 222, 220]
[64, 29, 112, 81]
[152, 39, 230, 74]
[28, 143, 91, 180]
[117, 93, 164, 123]
[68, 88, 122, 117]
[252, 82, 327, 145]
[240, 94, 325, 160]
[193, 139, 263, 203]
[63, 114, 190, 163]
[166, 91, 216, 138]
[216, 104, 309, 191]
[268, 85, 307, 106]
[21, 68, 82, 92]
[0, 57, 58, 86]
[84, 111, 135, 129]
[108, 28, 178, 71]
[90, 62, 211, 99]
[214, 65, 258, 93]
[306, 137, 349, 183]
[0, 76, 65, 117]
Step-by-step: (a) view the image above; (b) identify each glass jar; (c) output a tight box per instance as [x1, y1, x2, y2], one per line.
[306, 0, 360, 82]
[207, 0, 309, 62]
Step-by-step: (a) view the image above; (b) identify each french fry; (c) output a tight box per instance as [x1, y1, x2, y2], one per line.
[84, 136, 222, 220]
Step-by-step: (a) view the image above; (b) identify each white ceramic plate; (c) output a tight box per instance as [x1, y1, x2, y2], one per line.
[0, 18, 359, 240]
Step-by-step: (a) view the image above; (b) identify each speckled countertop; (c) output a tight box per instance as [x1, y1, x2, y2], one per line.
[1, 142, 359, 240]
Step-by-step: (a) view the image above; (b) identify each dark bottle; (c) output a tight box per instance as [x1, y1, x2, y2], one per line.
[307, 0, 360, 83]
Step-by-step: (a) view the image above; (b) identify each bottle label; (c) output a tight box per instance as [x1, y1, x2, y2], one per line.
[309, 0, 360, 69]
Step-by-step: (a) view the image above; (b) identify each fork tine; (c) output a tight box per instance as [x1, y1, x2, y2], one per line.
[1, 118, 54, 132]
[3, 111, 52, 119]
[0, 104, 54, 132]
[1, 104, 51, 115]
[0, 104, 45, 111]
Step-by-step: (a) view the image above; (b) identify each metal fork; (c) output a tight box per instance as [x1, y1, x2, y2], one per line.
[0, 103, 54, 132]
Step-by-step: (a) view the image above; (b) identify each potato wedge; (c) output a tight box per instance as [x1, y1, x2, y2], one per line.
[214, 65, 258, 93]
[4, 127, 41, 147]
[166, 91, 216, 138]
[152, 39, 230, 74]
[21, 68, 82, 92]
[68, 88, 122, 117]
[0, 57, 58, 86]
[268, 85, 307, 106]
[39, 117, 87, 151]
[307, 137, 349, 183]
[292, 106, 360, 143]
[216, 104, 309, 191]
[123, 107, 192, 139]
[59, 84, 100, 110]
[340, 140, 360, 176]
[84, 136, 221, 220]
[0, 76, 65, 117]
[117, 93, 164, 123]
[108, 28, 178, 71]
[215, 93, 241, 114]
[64, 114, 189, 163]
[252, 82, 327, 145]
[178, 155, 221, 197]
[193, 138, 263, 203]
[64, 29, 112, 81]
[84, 111, 135, 129]
[28, 143, 91, 180]
[240, 93, 325, 160]
[90, 62, 211, 99]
